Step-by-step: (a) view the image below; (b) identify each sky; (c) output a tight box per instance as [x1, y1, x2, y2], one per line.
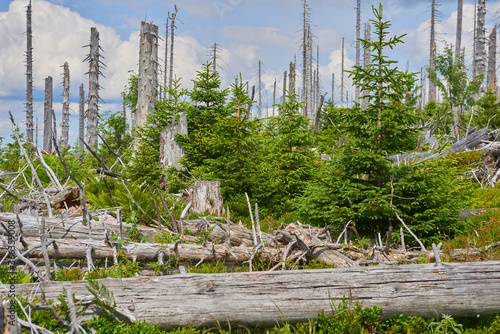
[0, 0, 500, 146]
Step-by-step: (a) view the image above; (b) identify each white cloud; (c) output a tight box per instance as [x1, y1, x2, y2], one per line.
[220, 26, 296, 52]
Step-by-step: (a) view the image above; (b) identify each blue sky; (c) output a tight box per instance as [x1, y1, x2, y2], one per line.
[0, 0, 499, 146]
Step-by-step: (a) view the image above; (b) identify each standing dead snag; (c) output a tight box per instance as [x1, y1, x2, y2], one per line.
[428, 0, 437, 102]
[43, 76, 53, 153]
[135, 21, 159, 128]
[159, 113, 187, 170]
[60, 61, 70, 149]
[78, 83, 85, 150]
[168, 5, 179, 98]
[85, 27, 103, 151]
[487, 26, 497, 91]
[474, 0, 487, 92]
[25, 0, 34, 143]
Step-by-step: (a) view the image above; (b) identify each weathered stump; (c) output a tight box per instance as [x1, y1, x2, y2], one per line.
[187, 181, 224, 216]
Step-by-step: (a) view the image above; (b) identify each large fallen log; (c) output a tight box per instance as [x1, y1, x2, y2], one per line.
[0, 237, 284, 264]
[0, 212, 158, 241]
[9, 261, 500, 329]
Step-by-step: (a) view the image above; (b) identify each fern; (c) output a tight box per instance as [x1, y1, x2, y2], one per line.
[86, 279, 117, 319]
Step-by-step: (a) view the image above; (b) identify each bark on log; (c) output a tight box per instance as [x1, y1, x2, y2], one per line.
[9, 261, 500, 329]
[0, 213, 157, 241]
[49, 187, 80, 209]
[0, 237, 282, 264]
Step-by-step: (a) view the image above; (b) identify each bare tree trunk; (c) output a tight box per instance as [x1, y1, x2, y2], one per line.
[362, 22, 371, 110]
[282, 70, 287, 103]
[168, 5, 178, 98]
[307, 24, 313, 118]
[288, 61, 295, 95]
[316, 45, 319, 111]
[25, 0, 34, 143]
[212, 43, 217, 72]
[473, 1, 477, 77]
[272, 78, 276, 117]
[455, 0, 463, 59]
[355, 0, 361, 101]
[78, 84, 85, 150]
[163, 17, 169, 100]
[302, 0, 309, 117]
[86, 27, 101, 151]
[258, 60, 262, 118]
[428, 0, 437, 102]
[136, 21, 159, 128]
[487, 26, 497, 91]
[474, 0, 486, 92]
[43, 76, 53, 153]
[331, 73, 334, 102]
[341, 37, 345, 108]
[60, 61, 70, 149]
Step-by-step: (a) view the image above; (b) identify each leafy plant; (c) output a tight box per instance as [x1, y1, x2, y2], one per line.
[86, 279, 117, 319]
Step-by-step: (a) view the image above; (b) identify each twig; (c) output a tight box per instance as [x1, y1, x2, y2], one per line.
[120, 180, 159, 226]
[336, 220, 351, 244]
[156, 187, 176, 232]
[245, 192, 258, 246]
[394, 211, 425, 251]
[180, 201, 191, 219]
[146, 184, 163, 229]
[9, 112, 53, 217]
[86, 244, 94, 271]
[102, 175, 119, 207]
[35, 145, 63, 191]
[432, 242, 442, 264]
[52, 136, 89, 227]
[37, 217, 51, 281]
[281, 240, 297, 270]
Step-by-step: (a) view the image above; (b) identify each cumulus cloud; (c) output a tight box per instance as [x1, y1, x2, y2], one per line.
[220, 26, 296, 52]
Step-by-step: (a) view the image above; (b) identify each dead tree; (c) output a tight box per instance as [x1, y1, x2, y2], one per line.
[331, 73, 334, 102]
[355, 0, 361, 101]
[60, 61, 70, 149]
[163, 16, 169, 100]
[85, 27, 102, 151]
[282, 70, 287, 103]
[272, 78, 276, 117]
[474, 0, 486, 92]
[361, 22, 371, 110]
[307, 24, 314, 118]
[428, 0, 437, 102]
[168, 5, 178, 98]
[25, 0, 34, 143]
[302, 0, 310, 117]
[43, 76, 53, 153]
[78, 84, 85, 150]
[136, 21, 159, 128]
[258, 60, 262, 118]
[288, 61, 295, 95]
[455, 0, 463, 59]
[487, 26, 497, 91]
[341, 37, 345, 107]
[159, 113, 187, 170]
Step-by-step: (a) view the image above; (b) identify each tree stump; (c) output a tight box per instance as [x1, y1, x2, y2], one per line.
[187, 181, 224, 216]
[159, 114, 187, 170]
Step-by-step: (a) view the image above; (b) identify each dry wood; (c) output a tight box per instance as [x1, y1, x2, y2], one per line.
[0, 212, 157, 241]
[85, 27, 101, 151]
[60, 62, 70, 148]
[135, 21, 158, 128]
[159, 114, 187, 170]
[43, 76, 53, 152]
[9, 261, 500, 329]
[188, 181, 224, 217]
[1, 237, 282, 264]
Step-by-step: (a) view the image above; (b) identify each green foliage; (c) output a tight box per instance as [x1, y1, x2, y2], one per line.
[475, 88, 500, 129]
[428, 45, 480, 120]
[86, 279, 117, 319]
[0, 265, 32, 284]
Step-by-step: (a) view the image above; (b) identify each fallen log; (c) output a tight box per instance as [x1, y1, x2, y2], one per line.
[0, 237, 283, 264]
[9, 261, 500, 329]
[0, 212, 158, 241]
